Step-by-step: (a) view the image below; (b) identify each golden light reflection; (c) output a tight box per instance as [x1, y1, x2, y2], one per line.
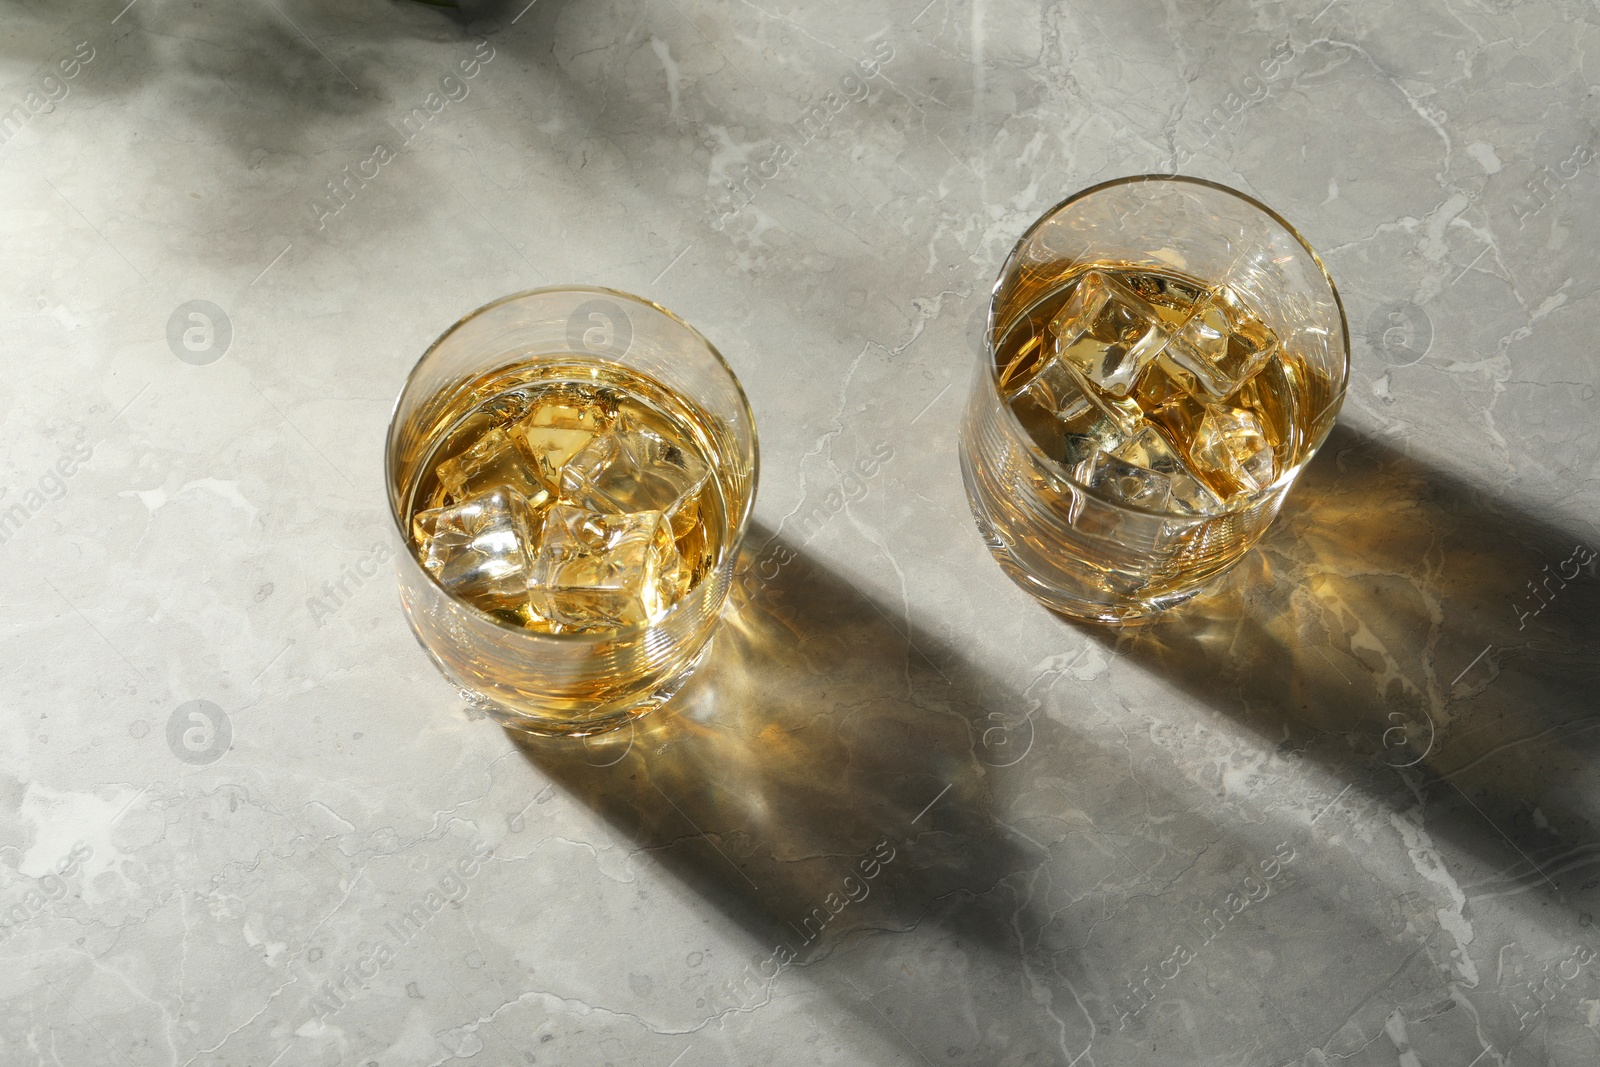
[504, 429, 1597, 1014]
[1085, 424, 1599, 817]
[508, 525, 1033, 961]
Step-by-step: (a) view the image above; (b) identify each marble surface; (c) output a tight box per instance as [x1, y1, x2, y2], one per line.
[2, 0, 1598, 1064]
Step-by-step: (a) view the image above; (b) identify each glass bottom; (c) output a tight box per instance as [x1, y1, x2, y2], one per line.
[401, 604, 713, 737]
[967, 504, 1210, 623]
[959, 436, 1247, 624]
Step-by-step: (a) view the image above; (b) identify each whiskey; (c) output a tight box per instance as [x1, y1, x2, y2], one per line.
[993, 264, 1314, 513]
[403, 357, 726, 634]
[958, 178, 1348, 623]
[961, 257, 1340, 619]
[384, 286, 758, 734]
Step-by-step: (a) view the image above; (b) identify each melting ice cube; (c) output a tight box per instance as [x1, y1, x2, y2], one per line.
[1082, 425, 1223, 515]
[412, 487, 538, 611]
[1158, 285, 1279, 399]
[1048, 270, 1173, 398]
[528, 505, 683, 631]
[1133, 358, 1209, 452]
[561, 426, 710, 531]
[508, 393, 615, 496]
[434, 427, 553, 509]
[1006, 355, 1127, 467]
[1189, 406, 1278, 494]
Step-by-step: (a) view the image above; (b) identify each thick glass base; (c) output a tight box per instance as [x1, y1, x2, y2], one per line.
[969, 506, 1209, 623]
[401, 602, 714, 737]
[959, 432, 1250, 624]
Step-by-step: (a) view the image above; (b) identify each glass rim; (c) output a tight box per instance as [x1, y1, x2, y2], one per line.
[984, 173, 1352, 520]
[384, 284, 761, 643]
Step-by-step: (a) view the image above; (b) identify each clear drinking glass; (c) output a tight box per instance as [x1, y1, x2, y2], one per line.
[385, 287, 758, 735]
[959, 176, 1349, 623]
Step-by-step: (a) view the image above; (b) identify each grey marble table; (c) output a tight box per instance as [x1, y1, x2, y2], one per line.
[3, 1, 1598, 1064]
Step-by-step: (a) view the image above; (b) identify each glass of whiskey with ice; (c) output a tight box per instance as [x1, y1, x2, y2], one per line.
[960, 176, 1349, 622]
[385, 288, 757, 734]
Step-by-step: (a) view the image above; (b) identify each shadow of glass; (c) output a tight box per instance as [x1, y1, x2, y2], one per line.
[502, 523, 1420, 1063]
[0, 0, 541, 173]
[1080, 423, 1600, 909]
[0, 1, 410, 131]
[0, 4, 154, 114]
[508, 524, 1033, 964]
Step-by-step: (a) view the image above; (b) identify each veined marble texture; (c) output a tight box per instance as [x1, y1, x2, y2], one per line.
[1, 0, 1597, 1064]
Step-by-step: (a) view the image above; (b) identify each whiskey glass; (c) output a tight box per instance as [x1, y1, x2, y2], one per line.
[385, 287, 758, 735]
[959, 176, 1349, 622]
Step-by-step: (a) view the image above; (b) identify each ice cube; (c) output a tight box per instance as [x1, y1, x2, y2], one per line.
[1081, 451, 1173, 511]
[1004, 352, 1094, 420]
[1134, 359, 1208, 450]
[507, 394, 615, 495]
[1115, 424, 1182, 473]
[412, 487, 538, 611]
[528, 505, 683, 631]
[434, 427, 553, 509]
[1082, 425, 1223, 514]
[1006, 355, 1126, 467]
[1189, 406, 1278, 494]
[1158, 285, 1278, 399]
[1048, 270, 1172, 397]
[561, 426, 710, 525]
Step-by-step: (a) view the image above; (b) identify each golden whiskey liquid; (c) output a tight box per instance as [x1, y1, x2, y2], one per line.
[992, 264, 1322, 512]
[401, 356, 728, 634]
[963, 260, 1338, 618]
